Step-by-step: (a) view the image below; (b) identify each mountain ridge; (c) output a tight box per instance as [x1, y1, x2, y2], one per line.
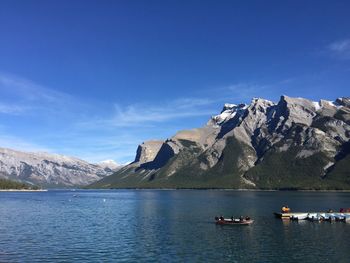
[0, 147, 120, 187]
[90, 95, 350, 190]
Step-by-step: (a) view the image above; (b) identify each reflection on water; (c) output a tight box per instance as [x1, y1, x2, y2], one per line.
[0, 190, 349, 262]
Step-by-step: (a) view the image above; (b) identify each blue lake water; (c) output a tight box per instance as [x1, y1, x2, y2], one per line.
[0, 190, 349, 262]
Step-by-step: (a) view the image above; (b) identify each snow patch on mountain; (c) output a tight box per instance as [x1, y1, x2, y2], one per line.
[98, 160, 121, 170]
[211, 103, 248, 125]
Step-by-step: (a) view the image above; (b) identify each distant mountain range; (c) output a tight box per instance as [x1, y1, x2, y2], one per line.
[90, 95, 350, 190]
[0, 148, 120, 187]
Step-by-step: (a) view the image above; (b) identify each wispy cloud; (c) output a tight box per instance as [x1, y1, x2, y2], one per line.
[327, 39, 350, 60]
[66, 97, 223, 162]
[114, 99, 216, 124]
[0, 103, 28, 115]
[0, 72, 84, 120]
[0, 72, 72, 103]
[0, 133, 52, 153]
[77, 97, 218, 128]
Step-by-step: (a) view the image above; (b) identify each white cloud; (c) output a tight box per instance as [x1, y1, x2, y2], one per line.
[77, 97, 218, 129]
[113, 100, 215, 125]
[0, 72, 72, 103]
[0, 103, 28, 115]
[0, 72, 85, 120]
[327, 39, 350, 60]
[0, 133, 52, 153]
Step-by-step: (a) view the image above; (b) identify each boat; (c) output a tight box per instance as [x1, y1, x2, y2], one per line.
[215, 217, 254, 225]
[275, 211, 350, 222]
[290, 213, 309, 220]
[306, 213, 323, 222]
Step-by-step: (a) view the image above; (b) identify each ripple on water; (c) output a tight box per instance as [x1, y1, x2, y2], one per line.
[0, 190, 350, 262]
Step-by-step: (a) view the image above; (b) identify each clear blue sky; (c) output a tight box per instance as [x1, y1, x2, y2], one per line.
[0, 0, 349, 163]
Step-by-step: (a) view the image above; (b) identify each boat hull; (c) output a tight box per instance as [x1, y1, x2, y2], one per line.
[216, 219, 254, 225]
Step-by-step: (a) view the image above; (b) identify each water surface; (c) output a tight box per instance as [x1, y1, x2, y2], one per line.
[0, 190, 349, 262]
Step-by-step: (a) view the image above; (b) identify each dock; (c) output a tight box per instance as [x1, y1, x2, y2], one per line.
[274, 212, 350, 221]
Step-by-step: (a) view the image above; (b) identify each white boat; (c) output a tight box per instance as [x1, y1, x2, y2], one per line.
[275, 211, 350, 221]
[290, 213, 309, 220]
[307, 213, 321, 221]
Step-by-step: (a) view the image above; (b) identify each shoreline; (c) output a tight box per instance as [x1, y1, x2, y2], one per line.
[83, 188, 350, 192]
[0, 189, 48, 192]
[2, 188, 350, 192]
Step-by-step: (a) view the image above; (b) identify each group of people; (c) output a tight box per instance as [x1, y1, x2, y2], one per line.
[215, 215, 251, 221]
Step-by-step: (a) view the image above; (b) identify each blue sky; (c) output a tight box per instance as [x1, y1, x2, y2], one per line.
[0, 0, 349, 163]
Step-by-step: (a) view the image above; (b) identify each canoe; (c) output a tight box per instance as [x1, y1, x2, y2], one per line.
[215, 218, 254, 225]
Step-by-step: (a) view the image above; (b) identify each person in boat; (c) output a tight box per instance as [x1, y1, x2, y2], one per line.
[215, 216, 219, 221]
[281, 205, 291, 213]
[239, 216, 244, 222]
[231, 216, 234, 221]
[219, 215, 224, 221]
[245, 216, 250, 221]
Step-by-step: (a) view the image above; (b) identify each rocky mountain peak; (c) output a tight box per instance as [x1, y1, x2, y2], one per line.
[272, 95, 317, 127]
[251, 97, 274, 106]
[0, 147, 115, 187]
[211, 103, 247, 126]
[222, 103, 237, 110]
[336, 97, 350, 108]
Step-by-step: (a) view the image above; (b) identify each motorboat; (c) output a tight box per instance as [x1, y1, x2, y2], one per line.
[215, 217, 254, 225]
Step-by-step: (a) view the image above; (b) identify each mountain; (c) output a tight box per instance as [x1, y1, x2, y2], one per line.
[0, 178, 39, 190]
[90, 95, 350, 190]
[97, 160, 121, 172]
[0, 148, 120, 187]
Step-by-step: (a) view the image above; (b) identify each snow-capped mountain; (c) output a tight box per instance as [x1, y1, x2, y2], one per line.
[91, 95, 350, 190]
[0, 148, 118, 187]
[97, 160, 121, 171]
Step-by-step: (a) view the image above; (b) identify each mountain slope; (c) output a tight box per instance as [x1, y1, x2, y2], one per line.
[0, 178, 39, 190]
[90, 95, 350, 190]
[0, 148, 120, 187]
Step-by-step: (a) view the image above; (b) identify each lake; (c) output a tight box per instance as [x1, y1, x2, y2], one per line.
[0, 190, 349, 262]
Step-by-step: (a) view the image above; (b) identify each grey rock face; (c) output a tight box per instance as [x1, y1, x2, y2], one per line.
[0, 148, 117, 187]
[134, 140, 164, 164]
[94, 95, 350, 189]
[176, 95, 347, 165]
